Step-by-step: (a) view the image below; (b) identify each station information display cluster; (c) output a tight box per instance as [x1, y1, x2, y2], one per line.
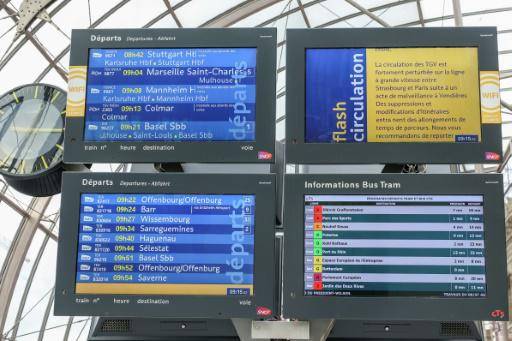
[84, 48, 256, 142]
[304, 195, 486, 298]
[76, 193, 255, 296]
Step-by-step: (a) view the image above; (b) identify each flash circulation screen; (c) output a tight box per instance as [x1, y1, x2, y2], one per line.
[84, 48, 256, 141]
[305, 47, 481, 144]
[304, 195, 486, 298]
[76, 193, 255, 296]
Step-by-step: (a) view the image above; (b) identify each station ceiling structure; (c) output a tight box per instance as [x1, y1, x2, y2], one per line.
[0, 0, 511, 340]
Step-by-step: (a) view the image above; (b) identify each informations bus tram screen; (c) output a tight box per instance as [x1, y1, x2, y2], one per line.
[84, 48, 256, 142]
[304, 195, 486, 298]
[76, 193, 255, 296]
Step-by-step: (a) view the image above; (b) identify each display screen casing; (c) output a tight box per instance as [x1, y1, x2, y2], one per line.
[286, 27, 502, 164]
[283, 174, 508, 321]
[64, 28, 276, 163]
[55, 172, 276, 318]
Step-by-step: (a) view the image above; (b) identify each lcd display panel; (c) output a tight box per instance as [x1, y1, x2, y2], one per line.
[303, 195, 485, 298]
[76, 193, 254, 296]
[305, 47, 481, 144]
[84, 48, 256, 142]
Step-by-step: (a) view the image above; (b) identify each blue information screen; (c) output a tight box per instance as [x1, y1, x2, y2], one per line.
[84, 48, 257, 141]
[76, 193, 255, 296]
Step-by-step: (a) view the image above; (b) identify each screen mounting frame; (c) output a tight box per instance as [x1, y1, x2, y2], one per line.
[64, 28, 276, 164]
[285, 27, 502, 164]
[55, 172, 276, 318]
[283, 173, 508, 321]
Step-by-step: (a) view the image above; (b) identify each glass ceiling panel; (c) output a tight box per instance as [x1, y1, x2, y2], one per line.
[42, 304, 70, 341]
[51, 0, 91, 36]
[97, 0, 166, 29]
[66, 318, 91, 341]
[2, 229, 45, 340]
[149, 14, 180, 29]
[0, 201, 22, 270]
[356, 0, 398, 9]
[40, 67, 67, 91]
[305, 0, 359, 27]
[461, 0, 512, 13]
[34, 24, 70, 62]
[232, 1, 297, 27]
[175, 0, 246, 27]
[88, 0, 129, 23]
[14, 239, 57, 340]
[0, 42, 46, 95]
[419, 0, 454, 21]
[463, 10, 512, 31]
[378, 2, 419, 26]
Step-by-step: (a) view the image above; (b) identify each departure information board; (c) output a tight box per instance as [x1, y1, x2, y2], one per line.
[305, 47, 483, 143]
[304, 195, 486, 298]
[76, 193, 255, 296]
[84, 48, 256, 141]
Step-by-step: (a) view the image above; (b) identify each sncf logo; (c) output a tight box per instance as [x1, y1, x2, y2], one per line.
[485, 152, 501, 161]
[256, 306, 272, 317]
[491, 310, 505, 319]
[258, 151, 273, 160]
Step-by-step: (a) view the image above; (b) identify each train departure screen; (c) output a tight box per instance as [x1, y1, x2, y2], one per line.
[84, 48, 256, 141]
[304, 195, 486, 298]
[76, 193, 255, 296]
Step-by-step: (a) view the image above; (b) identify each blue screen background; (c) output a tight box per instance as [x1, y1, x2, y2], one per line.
[84, 48, 257, 141]
[76, 193, 255, 290]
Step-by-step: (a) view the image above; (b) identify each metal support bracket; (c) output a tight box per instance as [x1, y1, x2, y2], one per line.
[238, 319, 334, 340]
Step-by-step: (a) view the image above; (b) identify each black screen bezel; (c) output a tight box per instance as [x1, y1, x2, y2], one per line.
[283, 174, 508, 321]
[55, 172, 276, 318]
[285, 27, 502, 164]
[64, 28, 276, 163]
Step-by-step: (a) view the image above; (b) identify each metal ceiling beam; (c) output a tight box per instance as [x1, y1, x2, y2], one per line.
[416, 0, 425, 27]
[344, 0, 391, 27]
[0, 0, 11, 11]
[162, 0, 183, 27]
[9, 214, 58, 340]
[258, 0, 326, 27]
[296, 0, 311, 28]
[1, 2, 68, 81]
[33, 0, 135, 81]
[37, 289, 54, 341]
[503, 100, 512, 112]
[0, 191, 56, 241]
[0, 0, 70, 72]
[201, 0, 281, 27]
[452, 0, 463, 26]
